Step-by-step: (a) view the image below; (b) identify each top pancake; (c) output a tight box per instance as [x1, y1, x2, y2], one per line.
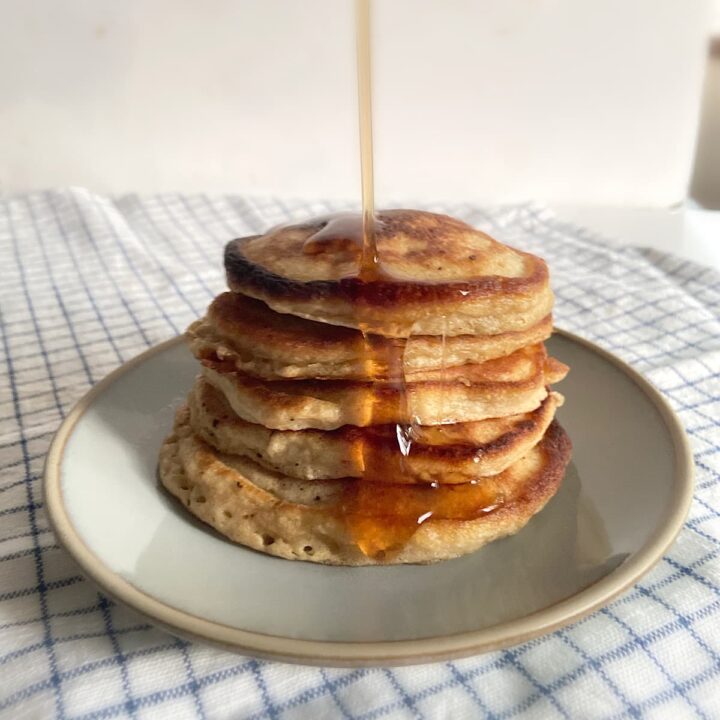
[225, 210, 553, 337]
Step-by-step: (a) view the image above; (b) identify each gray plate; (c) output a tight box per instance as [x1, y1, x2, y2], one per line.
[44, 331, 693, 666]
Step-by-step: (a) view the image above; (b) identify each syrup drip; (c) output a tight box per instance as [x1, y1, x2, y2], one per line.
[341, 482, 505, 558]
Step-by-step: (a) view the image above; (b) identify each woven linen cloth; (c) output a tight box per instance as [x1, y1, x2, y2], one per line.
[1, 188, 719, 720]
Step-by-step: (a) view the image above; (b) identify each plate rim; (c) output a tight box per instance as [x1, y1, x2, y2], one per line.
[44, 329, 695, 666]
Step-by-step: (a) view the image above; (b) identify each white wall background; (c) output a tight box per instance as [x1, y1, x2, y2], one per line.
[0, 0, 713, 206]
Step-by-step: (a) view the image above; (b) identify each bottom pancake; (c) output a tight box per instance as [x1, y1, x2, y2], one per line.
[159, 407, 571, 565]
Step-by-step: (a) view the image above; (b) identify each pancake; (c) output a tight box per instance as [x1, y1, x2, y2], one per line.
[159, 407, 572, 565]
[224, 210, 553, 337]
[188, 376, 564, 483]
[187, 292, 554, 380]
[200, 344, 569, 430]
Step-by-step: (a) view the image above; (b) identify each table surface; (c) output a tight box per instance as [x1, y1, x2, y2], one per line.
[1, 191, 719, 720]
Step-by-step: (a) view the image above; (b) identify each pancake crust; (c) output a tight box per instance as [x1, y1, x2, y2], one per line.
[225, 210, 553, 337]
[189, 376, 564, 483]
[200, 344, 569, 430]
[159, 407, 572, 565]
[188, 292, 554, 380]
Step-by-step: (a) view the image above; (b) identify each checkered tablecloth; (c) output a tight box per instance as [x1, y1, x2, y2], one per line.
[1, 189, 719, 719]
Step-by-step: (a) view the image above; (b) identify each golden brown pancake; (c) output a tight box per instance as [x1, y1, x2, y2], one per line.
[187, 292, 554, 380]
[159, 407, 572, 565]
[200, 344, 569, 430]
[224, 210, 553, 337]
[160, 206, 571, 565]
[189, 376, 564, 483]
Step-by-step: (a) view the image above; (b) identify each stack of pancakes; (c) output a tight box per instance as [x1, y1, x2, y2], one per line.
[159, 210, 571, 565]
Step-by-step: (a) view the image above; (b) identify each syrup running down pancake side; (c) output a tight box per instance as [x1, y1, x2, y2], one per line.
[301, 0, 504, 559]
[302, 212, 509, 558]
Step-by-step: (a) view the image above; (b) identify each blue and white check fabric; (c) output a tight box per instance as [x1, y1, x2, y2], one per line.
[1, 189, 719, 719]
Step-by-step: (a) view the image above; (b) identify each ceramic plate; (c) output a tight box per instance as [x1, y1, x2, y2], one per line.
[44, 330, 693, 666]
